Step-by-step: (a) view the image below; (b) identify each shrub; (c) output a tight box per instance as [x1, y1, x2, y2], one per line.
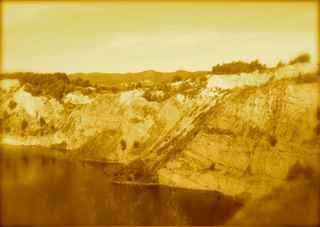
[133, 140, 140, 149]
[269, 136, 277, 147]
[21, 120, 28, 131]
[5, 126, 11, 133]
[315, 122, 320, 135]
[39, 117, 46, 127]
[172, 75, 182, 82]
[135, 82, 142, 89]
[18, 72, 71, 100]
[143, 90, 152, 101]
[212, 60, 267, 74]
[289, 53, 310, 65]
[50, 141, 67, 151]
[276, 61, 285, 68]
[3, 110, 9, 119]
[72, 78, 91, 87]
[120, 139, 127, 150]
[8, 100, 17, 110]
[295, 73, 318, 84]
[110, 86, 120, 93]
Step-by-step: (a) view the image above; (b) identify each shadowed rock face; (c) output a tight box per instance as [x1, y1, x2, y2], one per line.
[227, 175, 320, 226]
[117, 79, 319, 200]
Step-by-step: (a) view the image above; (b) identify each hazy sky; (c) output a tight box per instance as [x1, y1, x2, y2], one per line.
[2, 1, 318, 73]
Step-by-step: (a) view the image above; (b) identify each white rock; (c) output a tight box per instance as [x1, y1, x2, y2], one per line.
[171, 80, 185, 89]
[14, 89, 44, 117]
[63, 91, 92, 105]
[199, 88, 220, 98]
[176, 94, 186, 104]
[207, 73, 271, 89]
[0, 79, 20, 92]
[119, 89, 144, 105]
[274, 63, 318, 80]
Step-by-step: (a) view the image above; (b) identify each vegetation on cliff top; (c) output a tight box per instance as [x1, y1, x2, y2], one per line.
[1, 72, 94, 100]
[211, 53, 312, 75]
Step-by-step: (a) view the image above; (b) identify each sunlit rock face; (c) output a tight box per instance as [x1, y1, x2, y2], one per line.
[206, 62, 317, 90]
[158, 79, 319, 198]
[0, 79, 20, 92]
[14, 89, 45, 117]
[1, 84, 66, 146]
[65, 91, 194, 163]
[63, 91, 92, 105]
[207, 73, 271, 89]
[119, 89, 145, 105]
[273, 62, 318, 80]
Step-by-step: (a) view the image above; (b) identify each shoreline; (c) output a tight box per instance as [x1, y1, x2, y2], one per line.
[0, 143, 121, 167]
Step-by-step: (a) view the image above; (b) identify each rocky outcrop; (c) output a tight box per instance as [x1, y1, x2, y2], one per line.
[1, 63, 319, 201]
[0, 84, 66, 144]
[158, 79, 319, 198]
[64, 92, 163, 162]
[114, 67, 319, 200]
[227, 174, 320, 226]
[1, 63, 318, 226]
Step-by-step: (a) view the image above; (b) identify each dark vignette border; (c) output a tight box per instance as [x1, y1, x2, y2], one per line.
[0, 1, 318, 227]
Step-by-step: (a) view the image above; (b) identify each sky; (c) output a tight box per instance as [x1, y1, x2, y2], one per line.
[2, 1, 318, 73]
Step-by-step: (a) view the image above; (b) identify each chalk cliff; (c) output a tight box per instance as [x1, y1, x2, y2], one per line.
[1, 63, 319, 201]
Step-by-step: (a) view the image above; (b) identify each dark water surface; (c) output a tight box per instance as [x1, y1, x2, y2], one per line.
[0, 145, 242, 225]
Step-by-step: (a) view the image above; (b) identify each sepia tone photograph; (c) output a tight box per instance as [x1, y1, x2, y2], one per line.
[0, 0, 319, 226]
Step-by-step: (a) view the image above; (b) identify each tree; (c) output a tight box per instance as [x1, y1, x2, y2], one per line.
[211, 60, 267, 74]
[21, 120, 28, 131]
[120, 139, 127, 150]
[172, 75, 182, 82]
[133, 141, 140, 148]
[289, 53, 310, 65]
[276, 61, 285, 68]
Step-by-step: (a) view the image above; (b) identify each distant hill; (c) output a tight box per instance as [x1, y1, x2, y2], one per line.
[68, 70, 210, 87]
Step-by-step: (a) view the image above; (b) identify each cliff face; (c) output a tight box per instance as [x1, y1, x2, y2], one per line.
[0, 82, 187, 163]
[65, 92, 173, 162]
[0, 80, 67, 146]
[158, 79, 319, 198]
[1, 63, 319, 200]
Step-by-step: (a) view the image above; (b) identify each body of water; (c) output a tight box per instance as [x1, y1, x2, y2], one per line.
[0, 145, 242, 225]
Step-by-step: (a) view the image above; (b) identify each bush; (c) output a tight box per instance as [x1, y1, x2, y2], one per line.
[276, 61, 285, 68]
[212, 60, 267, 74]
[172, 75, 182, 82]
[269, 136, 277, 147]
[295, 73, 318, 84]
[21, 120, 28, 131]
[120, 139, 127, 150]
[133, 140, 140, 149]
[110, 86, 120, 93]
[39, 117, 46, 127]
[289, 53, 310, 65]
[8, 100, 17, 110]
[73, 78, 91, 87]
[3, 110, 9, 119]
[17, 72, 71, 100]
[50, 141, 67, 151]
[1, 72, 94, 100]
[143, 90, 152, 101]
